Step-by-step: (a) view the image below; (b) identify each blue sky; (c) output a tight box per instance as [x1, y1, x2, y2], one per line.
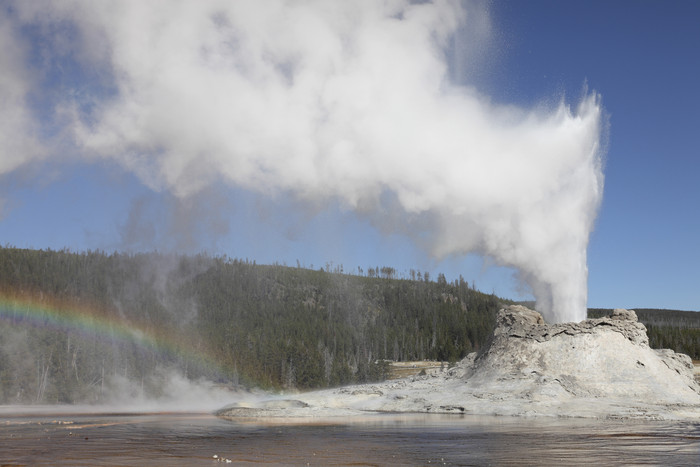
[496, 1, 700, 310]
[0, 1, 698, 313]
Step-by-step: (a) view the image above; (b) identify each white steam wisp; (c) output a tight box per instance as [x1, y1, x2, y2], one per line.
[4, 1, 605, 323]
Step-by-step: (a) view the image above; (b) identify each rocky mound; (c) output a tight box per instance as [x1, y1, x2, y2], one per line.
[463, 305, 699, 402]
[217, 306, 700, 420]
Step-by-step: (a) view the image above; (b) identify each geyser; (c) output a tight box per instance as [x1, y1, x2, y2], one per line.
[4, 1, 605, 323]
[217, 306, 700, 421]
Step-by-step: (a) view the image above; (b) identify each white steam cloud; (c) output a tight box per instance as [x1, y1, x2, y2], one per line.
[101, 369, 259, 413]
[0, 12, 45, 176]
[3, 1, 605, 323]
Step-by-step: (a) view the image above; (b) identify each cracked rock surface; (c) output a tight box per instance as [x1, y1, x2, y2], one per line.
[217, 305, 700, 421]
[464, 305, 698, 401]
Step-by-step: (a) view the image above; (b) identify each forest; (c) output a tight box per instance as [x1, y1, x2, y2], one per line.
[0, 246, 501, 403]
[0, 246, 697, 404]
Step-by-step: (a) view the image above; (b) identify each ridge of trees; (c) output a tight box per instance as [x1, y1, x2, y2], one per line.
[0, 246, 502, 403]
[0, 246, 696, 405]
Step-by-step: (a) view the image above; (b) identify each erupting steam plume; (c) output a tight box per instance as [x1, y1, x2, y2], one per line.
[3, 1, 605, 323]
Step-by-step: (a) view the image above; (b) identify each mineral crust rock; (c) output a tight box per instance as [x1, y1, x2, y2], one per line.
[217, 305, 700, 421]
[465, 305, 699, 402]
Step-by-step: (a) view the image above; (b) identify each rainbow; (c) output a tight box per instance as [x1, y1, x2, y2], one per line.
[0, 288, 229, 378]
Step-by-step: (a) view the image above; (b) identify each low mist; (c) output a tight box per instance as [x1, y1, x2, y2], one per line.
[99, 368, 259, 413]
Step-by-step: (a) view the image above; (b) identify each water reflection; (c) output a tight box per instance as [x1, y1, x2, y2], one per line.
[1, 408, 698, 466]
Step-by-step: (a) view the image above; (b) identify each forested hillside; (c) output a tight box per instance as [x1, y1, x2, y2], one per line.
[0, 247, 501, 404]
[1, 247, 696, 405]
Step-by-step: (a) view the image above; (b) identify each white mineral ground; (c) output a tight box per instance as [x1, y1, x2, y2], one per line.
[217, 306, 700, 421]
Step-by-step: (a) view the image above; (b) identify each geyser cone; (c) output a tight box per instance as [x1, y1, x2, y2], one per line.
[218, 305, 700, 421]
[468, 306, 700, 404]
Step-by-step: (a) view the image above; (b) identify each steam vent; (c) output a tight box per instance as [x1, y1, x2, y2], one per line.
[218, 306, 700, 420]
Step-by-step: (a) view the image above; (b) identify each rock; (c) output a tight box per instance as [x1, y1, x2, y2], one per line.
[496, 304, 545, 331]
[215, 399, 309, 418]
[610, 308, 638, 321]
[468, 305, 699, 403]
[217, 305, 700, 421]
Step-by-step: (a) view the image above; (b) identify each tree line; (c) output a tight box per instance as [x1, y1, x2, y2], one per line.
[0, 246, 696, 405]
[0, 246, 501, 403]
